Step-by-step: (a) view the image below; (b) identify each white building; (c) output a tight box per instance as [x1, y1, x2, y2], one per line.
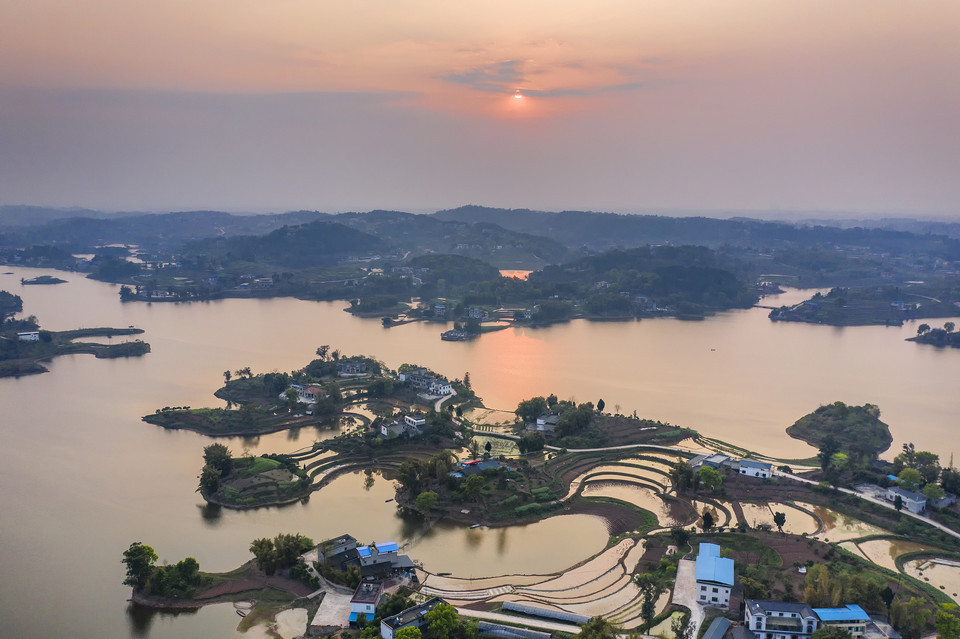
[404, 413, 426, 429]
[17, 331, 40, 341]
[739, 459, 773, 478]
[886, 487, 926, 513]
[532, 414, 560, 433]
[381, 598, 446, 639]
[349, 581, 384, 626]
[745, 601, 820, 639]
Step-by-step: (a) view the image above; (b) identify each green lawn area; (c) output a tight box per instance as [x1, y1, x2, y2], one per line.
[247, 457, 283, 474]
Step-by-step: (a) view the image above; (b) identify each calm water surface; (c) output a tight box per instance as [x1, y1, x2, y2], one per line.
[1, 267, 958, 638]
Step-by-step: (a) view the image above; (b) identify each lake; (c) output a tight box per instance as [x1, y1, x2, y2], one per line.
[1, 266, 958, 638]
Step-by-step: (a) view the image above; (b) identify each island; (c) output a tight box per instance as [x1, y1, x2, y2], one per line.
[786, 401, 893, 462]
[769, 285, 960, 327]
[909, 322, 960, 349]
[0, 292, 149, 377]
[21, 275, 67, 285]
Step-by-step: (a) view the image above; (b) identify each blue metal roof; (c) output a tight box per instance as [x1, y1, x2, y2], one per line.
[740, 459, 772, 469]
[376, 541, 399, 553]
[814, 605, 870, 622]
[695, 555, 735, 586]
[357, 546, 372, 557]
[699, 542, 720, 558]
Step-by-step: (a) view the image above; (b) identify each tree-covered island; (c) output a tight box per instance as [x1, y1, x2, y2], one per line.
[770, 285, 960, 327]
[909, 322, 960, 348]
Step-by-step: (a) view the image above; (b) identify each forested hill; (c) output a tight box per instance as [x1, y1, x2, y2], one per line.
[434, 206, 960, 257]
[529, 246, 759, 311]
[333, 209, 569, 266]
[0, 210, 329, 251]
[185, 221, 384, 267]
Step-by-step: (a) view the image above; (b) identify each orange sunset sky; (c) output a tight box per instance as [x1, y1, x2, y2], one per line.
[1, 0, 958, 215]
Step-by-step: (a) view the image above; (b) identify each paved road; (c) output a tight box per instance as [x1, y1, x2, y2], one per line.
[456, 608, 582, 634]
[466, 433, 960, 541]
[772, 469, 960, 542]
[671, 559, 705, 638]
[436, 389, 457, 412]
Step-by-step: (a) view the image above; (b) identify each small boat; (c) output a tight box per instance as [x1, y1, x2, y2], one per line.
[236, 610, 246, 618]
[385, 498, 394, 503]
[470, 524, 482, 529]
[437, 572, 452, 577]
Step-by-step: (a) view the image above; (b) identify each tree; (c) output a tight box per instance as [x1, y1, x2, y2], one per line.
[463, 372, 471, 390]
[697, 466, 723, 492]
[818, 434, 840, 471]
[894, 495, 903, 512]
[250, 537, 277, 575]
[395, 628, 422, 639]
[924, 483, 946, 502]
[415, 491, 438, 514]
[424, 603, 459, 639]
[596, 398, 605, 413]
[285, 387, 301, 411]
[223, 370, 231, 383]
[700, 509, 715, 531]
[122, 542, 158, 589]
[773, 511, 786, 532]
[670, 461, 697, 492]
[203, 443, 233, 476]
[669, 526, 690, 549]
[935, 605, 960, 639]
[891, 597, 929, 639]
[460, 475, 486, 502]
[517, 431, 545, 454]
[197, 465, 222, 495]
[635, 573, 666, 630]
[671, 613, 693, 639]
[878, 585, 895, 620]
[810, 627, 852, 639]
[946, 322, 956, 334]
[468, 438, 481, 459]
[917, 324, 931, 336]
[515, 397, 549, 423]
[316, 345, 329, 361]
[580, 616, 619, 639]
[898, 468, 922, 492]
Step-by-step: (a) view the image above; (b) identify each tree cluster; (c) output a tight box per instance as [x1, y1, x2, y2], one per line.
[249, 533, 314, 576]
[121, 542, 207, 599]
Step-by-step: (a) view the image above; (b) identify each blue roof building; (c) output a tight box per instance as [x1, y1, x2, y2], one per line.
[695, 543, 734, 608]
[376, 541, 400, 554]
[813, 605, 870, 639]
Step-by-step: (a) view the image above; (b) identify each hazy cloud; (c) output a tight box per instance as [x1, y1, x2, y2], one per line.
[442, 60, 645, 97]
[442, 60, 525, 93]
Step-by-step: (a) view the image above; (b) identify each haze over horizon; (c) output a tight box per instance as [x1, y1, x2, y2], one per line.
[1, 1, 958, 218]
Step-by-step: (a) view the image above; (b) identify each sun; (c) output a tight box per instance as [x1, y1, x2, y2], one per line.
[514, 90, 524, 100]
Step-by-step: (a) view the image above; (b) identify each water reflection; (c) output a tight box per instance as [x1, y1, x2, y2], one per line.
[126, 602, 199, 637]
[200, 502, 223, 524]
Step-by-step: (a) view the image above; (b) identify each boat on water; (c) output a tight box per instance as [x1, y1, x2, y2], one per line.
[470, 524, 482, 529]
[440, 329, 472, 341]
[236, 610, 246, 618]
[385, 498, 394, 503]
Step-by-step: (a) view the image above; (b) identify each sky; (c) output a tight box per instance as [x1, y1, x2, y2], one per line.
[0, 0, 958, 217]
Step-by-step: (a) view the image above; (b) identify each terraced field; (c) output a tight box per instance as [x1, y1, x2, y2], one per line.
[419, 538, 667, 629]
